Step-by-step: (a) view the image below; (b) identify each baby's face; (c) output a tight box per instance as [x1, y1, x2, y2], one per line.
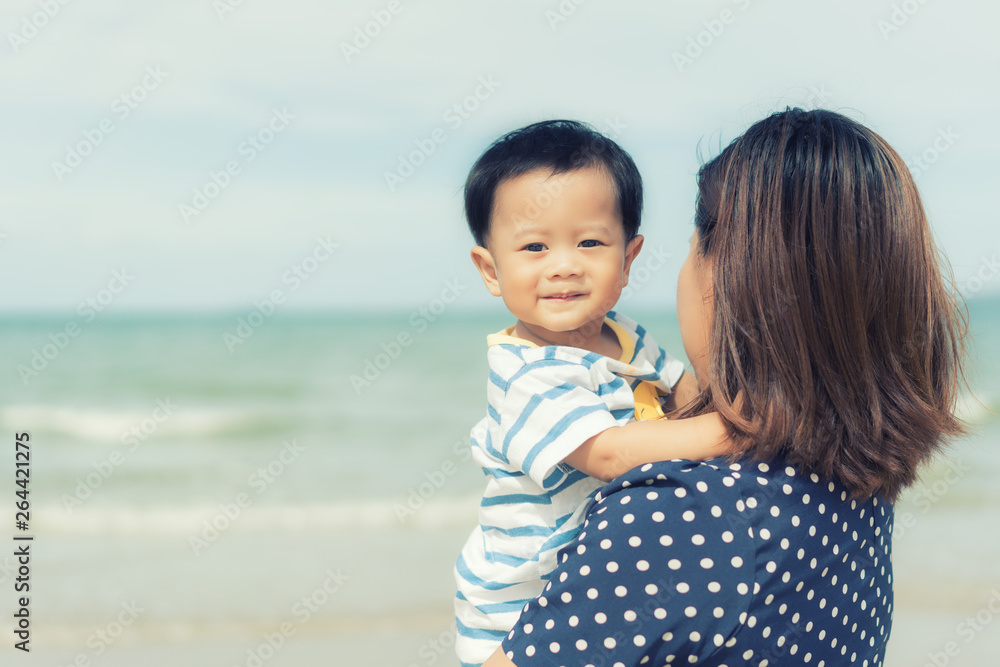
[483, 166, 640, 345]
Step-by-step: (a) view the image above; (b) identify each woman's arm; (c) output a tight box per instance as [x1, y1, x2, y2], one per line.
[492, 461, 754, 667]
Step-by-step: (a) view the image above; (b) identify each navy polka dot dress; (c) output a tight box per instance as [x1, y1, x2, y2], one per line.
[500, 458, 893, 666]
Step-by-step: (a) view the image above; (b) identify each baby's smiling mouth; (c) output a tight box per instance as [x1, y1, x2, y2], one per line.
[542, 293, 585, 301]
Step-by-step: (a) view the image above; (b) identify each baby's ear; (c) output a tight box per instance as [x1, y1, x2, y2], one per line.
[621, 235, 644, 286]
[470, 246, 502, 297]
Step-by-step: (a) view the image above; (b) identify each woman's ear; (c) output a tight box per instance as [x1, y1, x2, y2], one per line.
[621, 235, 645, 287]
[471, 246, 502, 297]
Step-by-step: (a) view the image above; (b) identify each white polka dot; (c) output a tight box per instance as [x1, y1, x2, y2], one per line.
[545, 619, 555, 630]
[701, 557, 715, 569]
[568, 615, 579, 627]
[538, 597, 548, 607]
[634, 635, 647, 647]
[604, 637, 617, 649]
[595, 612, 607, 624]
[759, 528, 771, 540]
[624, 610, 637, 622]
[600, 539, 612, 550]
[660, 535, 674, 547]
[689, 631, 701, 642]
[723, 476, 735, 487]
[629, 536, 642, 547]
[731, 556, 743, 567]
[736, 500, 746, 512]
[696, 481, 709, 492]
[675, 487, 687, 498]
[645, 583, 658, 595]
[561, 592, 572, 603]
[676, 582, 690, 593]
[692, 534, 705, 545]
[623, 513, 635, 524]
[587, 588, 598, 599]
[783, 484, 793, 495]
[707, 581, 721, 593]
[780, 538, 790, 550]
[549, 641, 560, 653]
[620, 496, 631, 505]
[636, 560, 650, 571]
[575, 639, 587, 651]
[713, 606, 724, 618]
[580, 565, 591, 576]
[526, 645, 535, 657]
[746, 497, 758, 509]
[598, 520, 608, 530]
[766, 561, 777, 573]
[615, 585, 628, 597]
[577, 544, 586, 555]
[711, 505, 722, 517]
[771, 506, 781, 517]
[652, 511, 665, 522]
[524, 623, 533, 634]
[654, 608, 667, 619]
[606, 561, 619, 573]
[682, 510, 696, 522]
[684, 606, 697, 617]
[646, 491, 659, 500]
[722, 531, 734, 543]
[803, 493, 811, 504]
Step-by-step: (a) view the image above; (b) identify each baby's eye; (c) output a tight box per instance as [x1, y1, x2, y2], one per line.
[522, 243, 546, 252]
[579, 239, 603, 248]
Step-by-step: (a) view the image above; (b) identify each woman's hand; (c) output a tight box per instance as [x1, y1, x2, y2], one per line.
[483, 646, 517, 667]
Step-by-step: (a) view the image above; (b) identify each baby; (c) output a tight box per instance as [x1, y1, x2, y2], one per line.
[454, 120, 727, 665]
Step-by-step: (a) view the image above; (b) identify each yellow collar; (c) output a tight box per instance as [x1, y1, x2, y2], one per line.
[486, 317, 635, 364]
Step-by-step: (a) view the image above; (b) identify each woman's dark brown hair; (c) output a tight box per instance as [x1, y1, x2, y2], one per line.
[685, 108, 968, 501]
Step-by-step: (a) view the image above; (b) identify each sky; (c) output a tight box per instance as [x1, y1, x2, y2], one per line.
[1, 0, 998, 314]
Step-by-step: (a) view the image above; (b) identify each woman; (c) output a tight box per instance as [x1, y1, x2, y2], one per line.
[484, 108, 967, 666]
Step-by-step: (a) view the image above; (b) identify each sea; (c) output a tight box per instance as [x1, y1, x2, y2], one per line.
[1, 298, 998, 667]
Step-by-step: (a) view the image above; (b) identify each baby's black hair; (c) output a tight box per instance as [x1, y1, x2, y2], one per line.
[464, 120, 643, 247]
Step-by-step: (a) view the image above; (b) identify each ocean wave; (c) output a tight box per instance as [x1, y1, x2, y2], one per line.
[955, 392, 998, 425]
[33, 497, 481, 535]
[0, 403, 289, 443]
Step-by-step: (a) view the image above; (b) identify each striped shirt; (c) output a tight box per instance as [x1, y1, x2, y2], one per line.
[454, 311, 686, 666]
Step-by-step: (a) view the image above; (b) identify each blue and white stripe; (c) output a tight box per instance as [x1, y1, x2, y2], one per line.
[454, 311, 685, 665]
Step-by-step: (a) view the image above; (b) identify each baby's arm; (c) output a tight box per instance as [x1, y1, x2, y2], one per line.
[563, 411, 728, 482]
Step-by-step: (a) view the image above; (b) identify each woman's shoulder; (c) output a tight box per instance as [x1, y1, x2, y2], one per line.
[596, 457, 892, 534]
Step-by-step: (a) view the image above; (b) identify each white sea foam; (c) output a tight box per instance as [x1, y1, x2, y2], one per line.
[0, 403, 256, 443]
[955, 392, 997, 424]
[33, 496, 481, 535]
